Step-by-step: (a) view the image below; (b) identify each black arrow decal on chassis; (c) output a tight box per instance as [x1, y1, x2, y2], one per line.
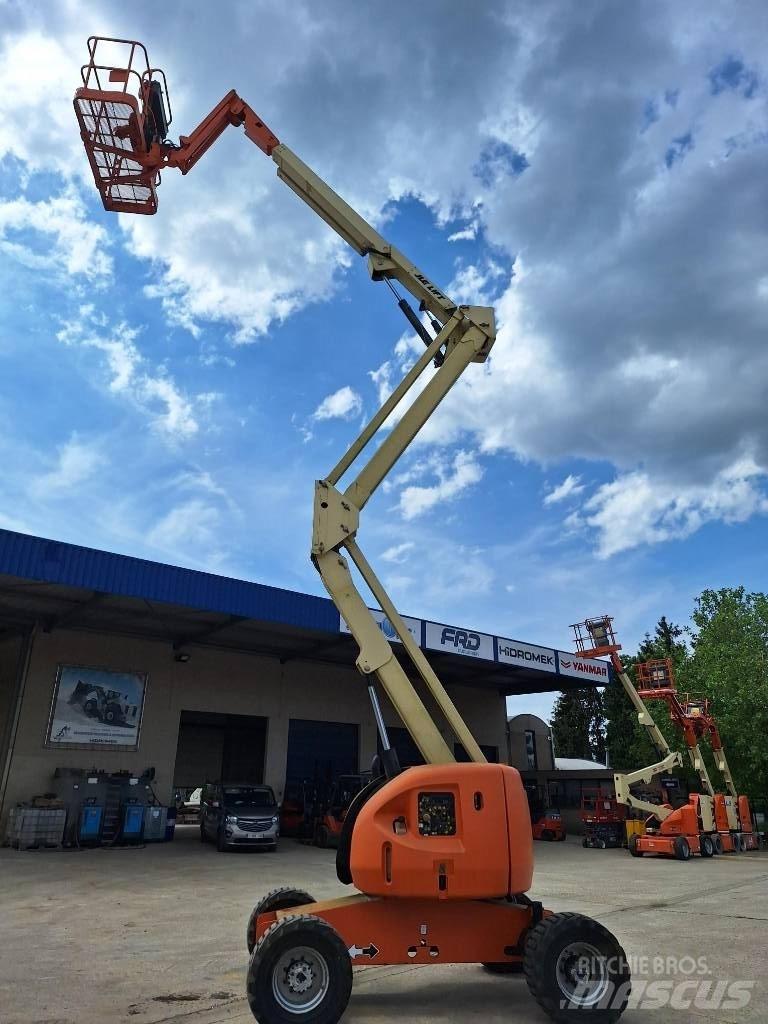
[348, 943, 379, 959]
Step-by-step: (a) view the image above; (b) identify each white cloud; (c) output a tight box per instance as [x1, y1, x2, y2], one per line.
[569, 457, 768, 558]
[57, 308, 200, 440]
[312, 385, 362, 421]
[147, 498, 221, 552]
[543, 474, 584, 506]
[398, 450, 483, 520]
[380, 541, 415, 564]
[29, 435, 105, 498]
[0, 193, 112, 279]
[447, 221, 478, 243]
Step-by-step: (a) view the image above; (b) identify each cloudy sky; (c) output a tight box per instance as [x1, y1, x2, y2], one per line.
[1, 1, 766, 722]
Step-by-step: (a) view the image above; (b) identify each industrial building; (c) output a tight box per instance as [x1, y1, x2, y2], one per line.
[0, 528, 611, 835]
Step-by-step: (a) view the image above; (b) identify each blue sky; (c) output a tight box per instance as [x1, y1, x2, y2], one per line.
[1, 2, 767, 723]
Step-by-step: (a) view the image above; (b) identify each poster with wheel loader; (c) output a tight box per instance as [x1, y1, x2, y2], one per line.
[45, 664, 147, 750]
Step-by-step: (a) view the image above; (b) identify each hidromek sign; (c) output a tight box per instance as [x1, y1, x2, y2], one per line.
[497, 639, 557, 673]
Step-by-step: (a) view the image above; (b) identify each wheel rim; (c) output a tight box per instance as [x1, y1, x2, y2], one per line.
[555, 941, 610, 1008]
[272, 945, 330, 1014]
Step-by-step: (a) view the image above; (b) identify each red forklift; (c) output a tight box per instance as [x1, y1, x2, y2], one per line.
[524, 784, 566, 842]
[580, 786, 626, 849]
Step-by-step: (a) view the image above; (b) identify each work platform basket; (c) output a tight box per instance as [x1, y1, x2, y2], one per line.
[73, 37, 171, 214]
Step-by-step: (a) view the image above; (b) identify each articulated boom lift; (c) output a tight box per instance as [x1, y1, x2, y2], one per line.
[635, 658, 757, 851]
[574, 616, 756, 858]
[75, 38, 632, 1024]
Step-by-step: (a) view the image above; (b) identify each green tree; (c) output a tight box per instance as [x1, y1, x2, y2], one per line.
[551, 688, 606, 762]
[684, 588, 768, 805]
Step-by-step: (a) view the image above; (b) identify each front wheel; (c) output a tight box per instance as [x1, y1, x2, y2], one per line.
[247, 914, 352, 1024]
[523, 912, 630, 1023]
[674, 836, 691, 861]
[628, 835, 643, 858]
[699, 834, 714, 858]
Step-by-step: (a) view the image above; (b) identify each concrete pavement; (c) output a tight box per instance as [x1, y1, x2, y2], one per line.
[1, 825, 766, 1024]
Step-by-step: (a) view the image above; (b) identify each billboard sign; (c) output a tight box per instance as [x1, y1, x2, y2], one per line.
[46, 664, 147, 750]
[557, 655, 611, 682]
[497, 638, 557, 673]
[340, 609, 422, 646]
[425, 621, 495, 660]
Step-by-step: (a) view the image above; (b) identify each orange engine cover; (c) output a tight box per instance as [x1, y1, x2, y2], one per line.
[738, 795, 753, 832]
[349, 763, 533, 900]
[659, 802, 699, 837]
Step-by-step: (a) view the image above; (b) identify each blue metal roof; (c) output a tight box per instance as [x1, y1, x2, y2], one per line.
[0, 528, 338, 634]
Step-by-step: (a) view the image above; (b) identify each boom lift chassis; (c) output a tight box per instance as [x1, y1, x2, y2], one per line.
[75, 38, 632, 1024]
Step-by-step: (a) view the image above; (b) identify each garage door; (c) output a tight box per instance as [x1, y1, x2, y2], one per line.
[173, 711, 267, 790]
[286, 719, 359, 784]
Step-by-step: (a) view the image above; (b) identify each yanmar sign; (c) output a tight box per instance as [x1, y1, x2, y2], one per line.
[497, 639, 557, 673]
[558, 655, 611, 681]
[425, 621, 494, 660]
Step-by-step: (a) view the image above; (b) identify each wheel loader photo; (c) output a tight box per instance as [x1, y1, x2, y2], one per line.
[68, 680, 138, 728]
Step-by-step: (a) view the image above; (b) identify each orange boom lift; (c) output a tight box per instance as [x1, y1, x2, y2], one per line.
[75, 38, 632, 1024]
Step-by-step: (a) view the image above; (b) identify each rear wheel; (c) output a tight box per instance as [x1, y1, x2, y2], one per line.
[674, 836, 691, 861]
[523, 911, 630, 1022]
[699, 834, 714, 858]
[628, 835, 642, 858]
[247, 914, 351, 1024]
[247, 888, 317, 954]
[712, 834, 723, 855]
[542, 829, 555, 842]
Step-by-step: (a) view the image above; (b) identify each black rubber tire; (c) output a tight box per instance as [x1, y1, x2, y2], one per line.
[83, 699, 97, 717]
[200, 823, 208, 843]
[712, 834, 723, 855]
[247, 914, 352, 1024]
[542, 829, 555, 842]
[523, 911, 630, 1023]
[699, 834, 714, 858]
[628, 835, 643, 858]
[246, 888, 317, 954]
[104, 704, 119, 724]
[598, 839, 606, 850]
[674, 836, 691, 861]
[217, 827, 228, 852]
[582, 837, 589, 848]
[482, 960, 524, 974]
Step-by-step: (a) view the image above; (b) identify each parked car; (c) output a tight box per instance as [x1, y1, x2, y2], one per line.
[200, 781, 280, 851]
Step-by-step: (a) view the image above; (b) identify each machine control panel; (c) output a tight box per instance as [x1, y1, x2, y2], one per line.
[418, 792, 456, 836]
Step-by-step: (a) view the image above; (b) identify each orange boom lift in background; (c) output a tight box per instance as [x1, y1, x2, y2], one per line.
[75, 37, 632, 1024]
